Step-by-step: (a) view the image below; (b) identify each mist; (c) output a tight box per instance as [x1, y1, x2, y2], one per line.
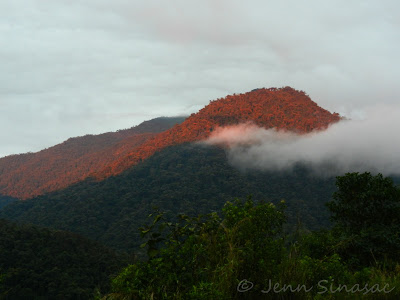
[204, 105, 400, 176]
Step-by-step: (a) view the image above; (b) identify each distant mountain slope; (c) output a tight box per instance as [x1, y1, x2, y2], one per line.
[96, 87, 341, 177]
[0, 218, 127, 299]
[0, 143, 339, 254]
[0, 87, 340, 200]
[0, 195, 17, 209]
[0, 117, 186, 199]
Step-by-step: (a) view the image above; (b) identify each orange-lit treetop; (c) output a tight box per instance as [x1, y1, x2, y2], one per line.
[96, 87, 341, 178]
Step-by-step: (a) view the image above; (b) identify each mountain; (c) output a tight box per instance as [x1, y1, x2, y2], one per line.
[0, 87, 344, 255]
[0, 87, 340, 199]
[0, 87, 340, 200]
[0, 116, 186, 199]
[0, 218, 128, 299]
[95, 87, 341, 178]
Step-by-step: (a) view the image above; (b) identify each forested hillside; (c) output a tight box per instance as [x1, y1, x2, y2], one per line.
[96, 87, 341, 178]
[0, 219, 129, 299]
[0, 117, 185, 199]
[0, 87, 340, 200]
[0, 143, 339, 254]
[0, 195, 16, 209]
[107, 173, 400, 299]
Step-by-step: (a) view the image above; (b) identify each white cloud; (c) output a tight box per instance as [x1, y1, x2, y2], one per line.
[204, 105, 400, 176]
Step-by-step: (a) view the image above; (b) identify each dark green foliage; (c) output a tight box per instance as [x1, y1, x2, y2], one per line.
[326, 172, 400, 266]
[108, 195, 400, 299]
[109, 198, 288, 299]
[0, 219, 129, 299]
[1, 164, 400, 299]
[0, 195, 16, 210]
[222, 198, 287, 285]
[0, 143, 337, 254]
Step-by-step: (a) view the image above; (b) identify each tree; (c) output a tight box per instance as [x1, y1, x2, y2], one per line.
[326, 172, 400, 266]
[109, 198, 287, 299]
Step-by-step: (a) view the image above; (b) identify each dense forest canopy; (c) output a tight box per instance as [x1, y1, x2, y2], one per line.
[1, 172, 399, 299]
[1, 143, 341, 254]
[106, 173, 400, 299]
[0, 219, 129, 299]
[0, 195, 16, 209]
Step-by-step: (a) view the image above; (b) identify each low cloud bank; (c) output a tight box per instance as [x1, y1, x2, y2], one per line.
[204, 105, 400, 176]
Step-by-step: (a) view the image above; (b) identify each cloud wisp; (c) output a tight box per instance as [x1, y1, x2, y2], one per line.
[204, 105, 400, 176]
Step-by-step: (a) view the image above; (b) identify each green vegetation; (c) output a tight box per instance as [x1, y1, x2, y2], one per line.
[106, 172, 400, 299]
[0, 219, 129, 299]
[0, 195, 16, 210]
[0, 143, 339, 254]
[327, 172, 400, 267]
[1, 171, 399, 299]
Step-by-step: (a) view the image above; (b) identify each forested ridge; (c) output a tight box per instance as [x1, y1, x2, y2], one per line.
[95, 87, 341, 178]
[0, 117, 185, 199]
[0, 87, 340, 200]
[1, 143, 340, 254]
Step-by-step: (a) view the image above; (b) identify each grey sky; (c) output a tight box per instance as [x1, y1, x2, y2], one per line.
[1, 0, 399, 157]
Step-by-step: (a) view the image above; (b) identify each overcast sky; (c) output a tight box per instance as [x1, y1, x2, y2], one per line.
[1, 0, 399, 158]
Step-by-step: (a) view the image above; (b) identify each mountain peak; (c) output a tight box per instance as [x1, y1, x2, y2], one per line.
[0, 88, 341, 199]
[193, 86, 339, 132]
[97, 87, 341, 177]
